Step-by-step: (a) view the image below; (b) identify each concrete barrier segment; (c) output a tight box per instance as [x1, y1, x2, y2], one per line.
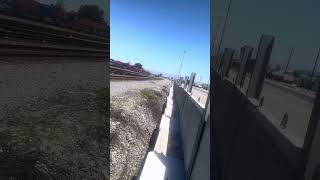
[190, 117, 210, 180]
[164, 107, 174, 118]
[139, 152, 185, 180]
[179, 95, 205, 177]
[155, 115, 179, 155]
[167, 97, 174, 105]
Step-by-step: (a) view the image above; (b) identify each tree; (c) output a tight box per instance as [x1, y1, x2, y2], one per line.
[134, 63, 143, 69]
[78, 5, 104, 22]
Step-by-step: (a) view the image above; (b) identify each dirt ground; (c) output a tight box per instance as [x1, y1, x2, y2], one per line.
[110, 79, 171, 98]
[0, 58, 108, 106]
[110, 84, 170, 180]
[0, 59, 171, 179]
[0, 59, 109, 179]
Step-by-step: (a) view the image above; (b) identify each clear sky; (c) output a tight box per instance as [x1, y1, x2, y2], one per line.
[213, 0, 320, 72]
[110, 0, 210, 83]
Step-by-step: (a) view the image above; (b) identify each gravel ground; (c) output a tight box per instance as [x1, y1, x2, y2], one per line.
[110, 79, 171, 98]
[0, 59, 108, 106]
[0, 59, 109, 179]
[110, 80, 171, 180]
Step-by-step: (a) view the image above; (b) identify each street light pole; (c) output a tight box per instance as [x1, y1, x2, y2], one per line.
[212, 16, 222, 57]
[311, 48, 320, 82]
[177, 50, 186, 79]
[215, 0, 233, 68]
[283, 47, 295, 80]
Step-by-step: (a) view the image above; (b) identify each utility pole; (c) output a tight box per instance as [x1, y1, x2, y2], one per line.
[311, 48, 320, 82]
[283, 48, 295, 80]
[177, 50, 186, 79]
[215, 0, 233, 67]
[212, 16, 222, 58]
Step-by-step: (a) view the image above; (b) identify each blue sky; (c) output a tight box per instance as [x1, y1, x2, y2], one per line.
[110, 0, 210, 83]
[213, 0, 320, 72]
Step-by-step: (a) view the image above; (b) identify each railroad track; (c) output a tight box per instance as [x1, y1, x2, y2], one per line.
[0, 14, 109, 58]
[110, 74, 162, 81]
[110, 66, 150, 77]
[0, 39, 108, 57]
[0, 14, 108, 44]
[110, 66, 162, 81]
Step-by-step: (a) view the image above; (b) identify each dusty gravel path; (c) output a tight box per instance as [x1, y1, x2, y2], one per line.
[0, 60, 108, 106]
[110, 79, 171, 98]
[0, 59, 109, 179]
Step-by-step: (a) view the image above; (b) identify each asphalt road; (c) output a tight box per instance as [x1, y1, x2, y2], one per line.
[227, 70, 314, 143]
[191, 86, 209, 108]
[260, 81, 314, 142]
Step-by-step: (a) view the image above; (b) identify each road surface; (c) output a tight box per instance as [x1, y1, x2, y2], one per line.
[229, 72, 315, 144]
[228, 71, 314, 144]
[260, 81, 314, 143]
[191, 86, 209, 108]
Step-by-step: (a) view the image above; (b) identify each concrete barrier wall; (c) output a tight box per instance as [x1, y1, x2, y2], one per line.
[212, 72, 303, 180]
[211, 76, 246, 178]
[180, 93, 205, 177]
[174, 83, 187, 119]
[173, 83, 208, 179]
[190, 113, 210, 180]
